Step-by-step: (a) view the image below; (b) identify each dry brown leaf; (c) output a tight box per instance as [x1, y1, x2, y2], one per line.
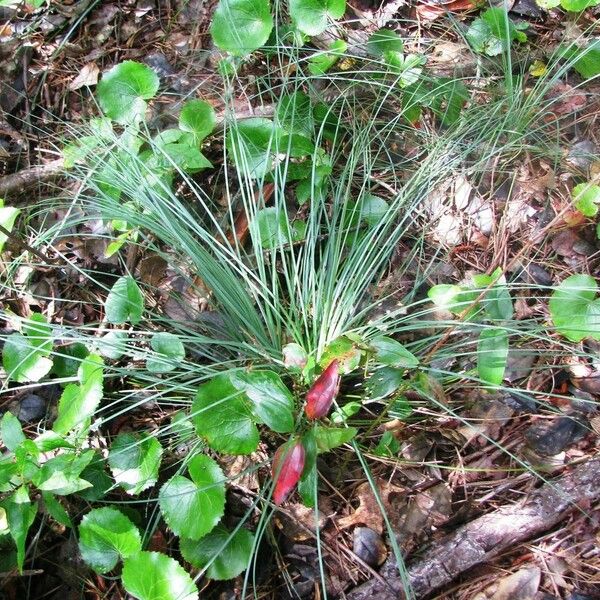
[472, 566, 540, 600]
[68, 63, 100, 91]
[273, 503, 328, 541]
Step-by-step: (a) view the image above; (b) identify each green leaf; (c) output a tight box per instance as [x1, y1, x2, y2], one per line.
[210, 0, 273, 56]
[41, 492, 72, 528]
[477, 328, 509, 386]
[105, 276, 144, 325]
[365, 366, 405, 400]
[97, 61, 159, 124]
[298, 428, 318, 507]
[78, 507, 141, 574]
[282, 343, 308, 369]
[180, 525, 254, 580]
[108, 433, 163, 495]
[33, 450, 94, 495]
[99, 330, 129, 360]
[53, 354, 104, 435]
[573, 183, 600, 217]
[314, 425, 357, 452]
[149, 143, 212, 173]
[277, 92, 314, 138]
[3, 488, 37, 573]
[226, 118, 278, 178]
[560, 0, 600, 11]
[230, 370, 294, 433]
[1, 412, 25, 452]
[289, 0, 346, 36]
[254, 207, 303, 249]
[389, 395, 412, 420]
[159, 454, 226, 540]
[122, 551, 198, 600]
[308, 39, 347, 75]
[52, 342, 89, 378]
[320, 335, 362, 373]
[360, 194, 389, 226]
[179, 100, 216, 143]
[2, 321, 53, 384]
[562, 41, 600, 79]
[549, 274, 600, 342]
[146, 332, 185, 374]
[77, 454, 112, 501]
[331, 401, 361, 423]
[431, 78, 469, 126]
[369, 336, 418, 368]
[367, 29, 404, 55]
[0, 199, 20, 253]
[428, 284, 479, 316]
[472, 271, 514, 321]
[384, 53, 425, 87]
[374, 430, 400, 457]
[192, 376, 259, 455]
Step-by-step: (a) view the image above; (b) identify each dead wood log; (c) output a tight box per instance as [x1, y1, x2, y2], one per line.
[346, 456, 600, 600]
[0, 158, 65, 198]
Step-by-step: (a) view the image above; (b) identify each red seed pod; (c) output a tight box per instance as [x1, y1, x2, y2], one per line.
[305, 359, 340, 420]
[272, 440, 305, 505]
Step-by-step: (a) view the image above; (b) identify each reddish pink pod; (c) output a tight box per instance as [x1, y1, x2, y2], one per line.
[305, 359, 340, 420]
[272, 440, 305, 505]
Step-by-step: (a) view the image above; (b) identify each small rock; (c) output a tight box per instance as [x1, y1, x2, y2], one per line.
[353, 527, 387, 567]
[511, 0, 542, 16]
[17, 394, 46, 422]
[526, 416, 588, 455]
[502, 392, 538, 413]
[567, 140, 598, 173]
[517, 263, 553, 287]
[144, 53, 175, 81]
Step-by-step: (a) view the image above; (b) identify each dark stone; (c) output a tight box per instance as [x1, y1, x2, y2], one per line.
[503, 392, 539, 413]
[353, 527, 387, 567]
[511, 0, 542, 17]
[526, 415, 588, 455]
[17, 394, 46, 422]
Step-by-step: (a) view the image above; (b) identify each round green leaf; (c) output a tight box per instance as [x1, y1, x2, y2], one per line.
[230, 370, 295, 433]
[226, 118, 278, 179]
[96, 61, 159, 124]
[560, 0, 599, 11]
[146, 332, 185, 374]
[108, 432, 163, 495]
[573, 183, 600, 217]
[369, 336, 419, 368]
[210, 0, 273, 56]
[314, 425, 357, 452]
[320, 335, 362, 374]
[2, 333, 53, 383]
[180, 525, 254, 580]
[99, 330, 129, 360]
[276, 92, 313, 138]
[78, 507, 142, 574]
[192, 376, 259, 455]
[122, 551, 198, 600]
[179, 100, 216, 143]
[549, 274, 600, 342]
[289, 0, 346, 36]
[254, 207, 295, 249]
[105, 276, 144, 325]
[367, 29, 404, 56]
[159, 454, 226, 540]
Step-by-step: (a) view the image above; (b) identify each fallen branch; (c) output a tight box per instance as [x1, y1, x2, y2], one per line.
[346, 456, 600, 600]
[0, 158, 65, 198]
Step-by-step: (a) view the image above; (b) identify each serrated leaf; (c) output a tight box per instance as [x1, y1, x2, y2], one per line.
[146, 332, 185, 374]
[179, 99, 216, 143]
[2, 489, 37, 573]
[1, 412, 25, 452]
[192, 376, 259, 455]
[78, 453, 112, 501]
[78, 507, 141, 574]
[105, 276, 144, 325]
[108, 433, 163, 495]
[549, 274, 600, 342]
[122, 552, 198, 600]
[477, 327, 509, 386]
[369, 336, 418, 368]
[97, 61, 159, 124]
[53, 354, 104, 435]
[52, 342, 89, 378]
[314, 425, 357, 452]
[33, 450, 95, 495]
[159, 454, 225, 540]
[180, 525, 254, 580]
[41, 492, 72, 528]
[289, 0, 346, 36]
[230, 370, 294, 433]
[210, 0, 273, 56]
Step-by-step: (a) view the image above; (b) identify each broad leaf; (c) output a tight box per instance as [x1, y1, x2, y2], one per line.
[3, 487, 37, 573]
[254, 207, 305, 249]
[369, 336, 418, 368]
[231, 370, 294, 432]
[210, 0, 273, 56]
[52, 342, 89, 378]
[78, 454, 113, 501]
[99, 330, 129, 360]
[277, 92, 313, 138]
[298, 428, 318, 507]
[320, 335, 362, 373]
[367, 29, 404, 55]
[477, 328, 509, 385]
[33, 450, 95, 495]
[192, 376, 259, 455]
[41, 492, 72, 528]
[97, 61, 159, 124]
[53, 354, 104, 435]
[308, 39, 347, 75]
[560, 0, 600, 10]
[573, 183, 600, 217]
[159, 454, 225, 540]
[1, 412, 25, 452]
[226, 118, 278, 178]
[431, 78, 469, 126]
[179, 99, 216, 143]
[365, 366, 405, 400]
[78, 507, 141, 573]
[180, 525, 254, 580]
[122, 551, 198, 600]
[108, 433, 163, 495]
[562, 41, 600, 79]
[0, 199, 20, 253]
[105, 276, 144, 324]
[314, 425, 357, 452]
[146, 332, 185, 373]
[289, 0, 346, 36]
[549, 274, 600, 342]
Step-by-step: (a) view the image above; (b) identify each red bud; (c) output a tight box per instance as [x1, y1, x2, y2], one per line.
[305, 359, 340, 420]
[272, 440, 305, 505]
